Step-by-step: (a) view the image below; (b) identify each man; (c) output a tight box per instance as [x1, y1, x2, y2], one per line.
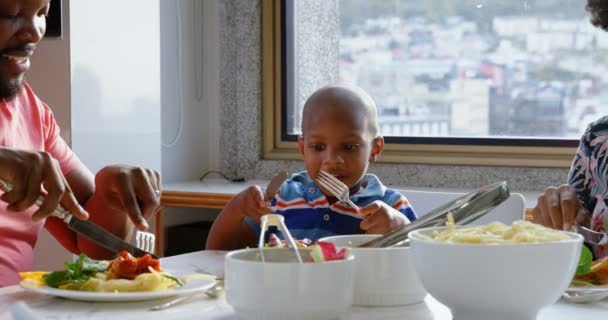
[0, 0, 160, 286]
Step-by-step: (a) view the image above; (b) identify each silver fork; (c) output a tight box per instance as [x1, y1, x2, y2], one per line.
[316, 170, 359, 209]
[135, 231, 156, 254]
[149, 279, 224, 311]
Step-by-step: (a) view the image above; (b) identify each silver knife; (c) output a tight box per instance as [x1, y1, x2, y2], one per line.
[0, 179, 158, 259]
[265, 171, 289, 200]
[263, 171, 289, 213]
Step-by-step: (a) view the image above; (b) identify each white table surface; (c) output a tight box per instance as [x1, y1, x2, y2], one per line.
[1, 250, 607, 320]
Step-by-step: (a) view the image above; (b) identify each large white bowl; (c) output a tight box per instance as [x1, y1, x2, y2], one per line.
[409, 227, 583, 320]
[225, 248, 354, 320]
[320, 234, 427, 306]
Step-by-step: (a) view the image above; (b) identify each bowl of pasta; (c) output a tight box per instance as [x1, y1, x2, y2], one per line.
[319, 234, 426, 306]
[409, 219, 583, 320]
[225, 246, 354, 320]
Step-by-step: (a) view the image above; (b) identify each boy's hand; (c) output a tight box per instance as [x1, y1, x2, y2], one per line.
[236, 185, 273, 222]
[358, 200, 410, 234]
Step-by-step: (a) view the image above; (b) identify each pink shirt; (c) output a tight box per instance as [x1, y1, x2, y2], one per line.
[0, 83, 80, 287]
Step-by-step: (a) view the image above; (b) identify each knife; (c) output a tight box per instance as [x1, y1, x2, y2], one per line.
[265, 171, 289, 200]
[0, 179, 158, 259]
[263, 171, 289, 213]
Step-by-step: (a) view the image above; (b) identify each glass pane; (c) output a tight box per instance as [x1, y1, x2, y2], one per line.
[286, 0, 601, 142]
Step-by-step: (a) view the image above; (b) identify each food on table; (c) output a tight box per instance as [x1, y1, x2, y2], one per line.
[418, 214, 570, 244]
[265, 233, 314, 248]
[573, 256, 608, 286]
[310, 241, 348, 263]
[252, 240, 348, 263]
[19, 251, 181, 292]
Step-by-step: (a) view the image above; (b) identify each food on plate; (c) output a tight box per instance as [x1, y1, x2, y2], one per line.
[20, 251, 181, 292]
[573, 255, 608, 286]
[310, 241, 348, 262]
[262, 233, 314, 248]
[418, 214, 570, 244]
[251, 240, 348, 263]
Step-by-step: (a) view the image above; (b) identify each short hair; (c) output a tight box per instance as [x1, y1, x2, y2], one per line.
[301, 85, 379, 137]
[587, 0, 608, 31]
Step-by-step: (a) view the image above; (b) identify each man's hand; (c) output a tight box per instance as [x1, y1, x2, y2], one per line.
[358, 200, 410, 234]
[0, 147, 88, 221]
[530, 184, 589, 231]
[91, 165, 161, 230]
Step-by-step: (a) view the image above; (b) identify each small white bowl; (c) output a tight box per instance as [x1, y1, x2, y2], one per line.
[319, 234, 427, 306]
[409, 227, 583, 320]
[225, 248, 354, 320]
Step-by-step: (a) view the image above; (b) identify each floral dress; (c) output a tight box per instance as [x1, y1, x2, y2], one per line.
[569, 115, 608, 258]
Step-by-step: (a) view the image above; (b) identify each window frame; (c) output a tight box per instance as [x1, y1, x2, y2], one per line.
[261, 0, 578, 168]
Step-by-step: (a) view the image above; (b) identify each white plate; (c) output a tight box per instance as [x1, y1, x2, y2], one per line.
[566, 285, 608, 293]
[20, 276, 215, 302]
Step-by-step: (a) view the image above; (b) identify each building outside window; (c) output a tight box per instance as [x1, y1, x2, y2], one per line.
[271, 0, 601, 167]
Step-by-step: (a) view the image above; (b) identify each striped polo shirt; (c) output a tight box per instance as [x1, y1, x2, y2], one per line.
[247, 171, 417, 242]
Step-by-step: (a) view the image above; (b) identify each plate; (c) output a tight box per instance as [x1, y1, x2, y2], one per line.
[20, 276, 215, 302]
[566, 285, 608, 293]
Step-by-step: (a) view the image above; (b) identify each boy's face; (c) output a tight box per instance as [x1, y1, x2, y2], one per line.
[298, 102, 383, 194]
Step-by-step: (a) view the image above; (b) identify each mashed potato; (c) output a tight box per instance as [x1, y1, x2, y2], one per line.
[419, 214, 570, 244]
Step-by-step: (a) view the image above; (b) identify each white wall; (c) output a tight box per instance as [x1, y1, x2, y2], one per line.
[160, 0, 219, 182]
[70, 0, 161, 173]
[159, 0, 222, 251]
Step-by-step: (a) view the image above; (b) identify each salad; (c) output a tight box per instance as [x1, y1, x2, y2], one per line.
[573, 245, 608, 286]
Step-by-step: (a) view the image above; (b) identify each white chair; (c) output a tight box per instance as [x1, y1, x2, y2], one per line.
[399, 189, 526, 225]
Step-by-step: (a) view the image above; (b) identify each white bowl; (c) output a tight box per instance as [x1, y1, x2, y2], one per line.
[409, 227, 583, 320]
[225, 248, 354, 320]
[319, 234, 426, 306]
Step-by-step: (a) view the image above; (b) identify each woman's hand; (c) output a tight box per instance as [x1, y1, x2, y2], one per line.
[358, 200, 410, 234]
[0, 147, 88, 221]
[530, 184, 589, 230]
[91, 165, 161, 230]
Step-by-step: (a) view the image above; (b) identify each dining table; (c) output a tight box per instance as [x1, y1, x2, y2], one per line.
[1, 250, 607, 320]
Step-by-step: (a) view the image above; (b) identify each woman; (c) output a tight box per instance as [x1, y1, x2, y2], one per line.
[530, 1, 608, 258]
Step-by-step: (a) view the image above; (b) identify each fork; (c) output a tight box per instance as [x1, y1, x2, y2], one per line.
[149, 279, 224, 311]
[316, 170, 359, 209]
[135, 231, 156, 254]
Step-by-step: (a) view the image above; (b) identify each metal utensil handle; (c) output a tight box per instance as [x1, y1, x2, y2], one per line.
[0, 178, 72, 222]
[357, 191, 478, 248]
[358, 181, 509, 248]
[573, 224, 608, 246]
[258, 214, 303, 263]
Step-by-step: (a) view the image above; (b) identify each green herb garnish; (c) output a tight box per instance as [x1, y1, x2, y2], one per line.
[162, 274, 184, 287]
[43, 254, 108, 288]
[576, 245, 593, 275]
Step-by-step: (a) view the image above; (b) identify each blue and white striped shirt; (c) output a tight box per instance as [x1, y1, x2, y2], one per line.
[247, 171, 417, 242]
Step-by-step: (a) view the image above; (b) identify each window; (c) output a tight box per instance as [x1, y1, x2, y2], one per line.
[262, 0, 593, 167]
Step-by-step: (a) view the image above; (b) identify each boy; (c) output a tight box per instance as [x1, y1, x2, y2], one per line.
[206, 85, 416, 250]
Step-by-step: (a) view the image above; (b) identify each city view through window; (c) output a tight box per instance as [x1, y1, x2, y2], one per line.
[339, 0, 599, 140]
[287, 1, 607, 142]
